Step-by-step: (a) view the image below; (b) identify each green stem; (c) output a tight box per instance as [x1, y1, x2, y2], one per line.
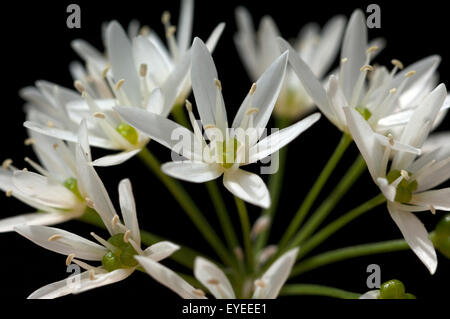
[206, 181, 239, 250]
[278, 133, 352, 250]
[171, 103, 190, 128]
[295, 193, 386, 260]
[281, 284, 361, 299]
[291, 238, 411, 277]
[288, 154, 366, 249]
[234, 196, 254, 273]
[78, 209, 202, 269]
[137, 147, 234, 267]
[255, 117, 290, 253]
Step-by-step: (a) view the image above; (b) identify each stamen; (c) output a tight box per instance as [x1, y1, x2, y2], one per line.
[53, 143, 59, 149]
[24, 157, 50, 177]
[139, 64, 148, 77]
[74, 80, 85, 94]
[115, 79, 125, 91]
[400, 170, 410, 181]
[387, 133, 395, 146]
[72, 258, 96, 271]
[127, 238, 144, 255]
[89, 269, 95, 280]
[245, 107, 259, 116]
[389, 88, 397, 94]
[250, 83, 257, 95]
[161, 11, 171, 25]
[47, 121, 54, 128]
[101, 65, 110, 79]
[185, 100, 193, 112]
[192, 289, 206, 297]
[6, 190, 13, 197]
[48, 234, 62, 241]
[24, 138, 35, 146]
[341, 57, 348, 64]
[207, 278, 220, 285]
[2, 159, 13, 171]
[214, 79, 222, 91]
[430, 205, 436, 215]
[254, 279, 267, 288]
[85, 197, 95, 209]
[66, 253, 75, 266]
[366, 46, 379, 54]
[123, 230, 131, 243]
[360, 65, 374, 72]
[139, 25, 150, 36]
[93, 112, 106, 119]
[90, 232, 117, 252]
[391, 59, 404, 70]
[111, 215, 120, 227]
[203, 124, 216, 130]
[405, 70, 416, 78]
[22, 168, 28, 172]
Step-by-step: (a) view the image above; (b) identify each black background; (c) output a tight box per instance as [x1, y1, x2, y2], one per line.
[0, 0, 448, 309]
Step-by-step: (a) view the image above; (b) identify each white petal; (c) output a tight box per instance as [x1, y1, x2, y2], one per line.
[12, 171, 79, 209]
[387, 202, 437, 274]
[253, 248, 298, 299]
[410, 188, 450, 211]
[0, 212, 75, 233]
[118, 179, 140, 244]
[194, 257, 235, 299]
[161, 161, 222, 183]
[223, 169, 270, 208]
[106, 21, 141, 106]
[92, 149, 141, 167]
[340, 9, 367, 100]
[249, 113, 320, 163]
[234, 7, 258, 80]
[359, 290, 380, 299]
[75, 144, 116, 234]
[77, 120, 92, 162]
[415, 157, 450, 191]
[115, 107, 197, 160]
[421, 131, 450, 154]
[28, 268, 133, 299]
[344, 107, 384, 180]
[135, 256, 206, 299]
[15, 225, 107, 260]
[232, 51, 288, 134]
[376, 177, 396, 202]
[191, 37, 227, 128]
[205, 23, 226, 53]
[144, 241, 180, 261]
[71, 39, 106, 69]
[278, 39, 333, 122]
[177, 0, 194, 53]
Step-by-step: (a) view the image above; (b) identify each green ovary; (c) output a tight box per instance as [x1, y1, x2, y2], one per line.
[355, 106, 372, 121]
[386, 170, 418, 203]
[217, 138, 239, 169]
[379, 279, 415, 299]
[116, 123, 139, 145]
[63, 177, 83, 200]
[101, 233, 138, 272]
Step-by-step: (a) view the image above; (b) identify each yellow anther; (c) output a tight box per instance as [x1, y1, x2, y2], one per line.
[185, 100, 193, 112]
[366, 46, 379, 54]
[341, 57, 348, 64]
[207, 278, 220, 285]
[2, 159, 13, 171]
[389, 88, 397, 94]
[93, 112, 106, 119]
[245, 107, 259, 116]
[74, 80, 85, 94]
[192, 289, 206, 297]
[85, 197, 95, 209]
[101, 65, 110, 78]
[387, 133, 395, 146]
[405, 70, 416, 78]
[254, 279, 267, 288]
[391, 59, 404, 70]
[123, 230, 131, 243]
[48, 234, 62, 242]
[53, 143, 59, 150]
[139, 25, 151, 36]
[89, 269, 95, 280]
[430, 205, 436, 215]
[111, 215, 120, 226]
[139, 64, 148, 77]
[47, 121, 54, 128]
[161, 11, 171, 24]
[400, 169, 410, 181]
[249, 83, 257, 95]
[214, 79, 222, 91]
[203, 124, 216, 130]
[115, 79, 125, 91]
[24, 138, 35, 146]
[166, 26, 176, 38]
[66, 253, 75, 266]
[360, 65, 374, 72]
[6, 190, 13, 197]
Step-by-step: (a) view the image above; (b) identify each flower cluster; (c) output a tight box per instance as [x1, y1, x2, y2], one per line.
[1, 0, 449, 299]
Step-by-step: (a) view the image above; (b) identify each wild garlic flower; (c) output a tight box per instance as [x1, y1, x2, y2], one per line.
[116, 38, 320, 208]
[136, 247, 298, 299]
[23, 0, 225, 167]
[280, 9, 444, 134]
[0, 125, 92, 232]
[235, 7, 346, 119]
[344, 83, 450, 274]
[14, 152, 179, 298]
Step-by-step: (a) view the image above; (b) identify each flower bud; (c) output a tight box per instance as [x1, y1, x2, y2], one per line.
[433, 214, 450, 258]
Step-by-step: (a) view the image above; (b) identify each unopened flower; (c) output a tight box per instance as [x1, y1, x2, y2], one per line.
[344, 83, 449, 274]
[116, 38, 320, 208]
[280, 9, 444, 134]
[235, 7, 346, 118]
[136, 247, 298, 299]
[360, 279, 415, 299]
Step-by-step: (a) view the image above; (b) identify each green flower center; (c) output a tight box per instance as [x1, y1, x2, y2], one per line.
[379, 279, 415, 299]
[355, 106, 372, 121]
[101, 233, 138, 271]
[116, 123, 139, 145]
[386, 170, 418, 203]
[63, 177, 83, 201]
[217, 138, 239, 169]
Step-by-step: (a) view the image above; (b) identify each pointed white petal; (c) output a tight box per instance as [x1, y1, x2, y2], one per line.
[415, 157, 450, 191]
[232, 51, 288, 133]
[15, 225, 107, 260]
[118, 179, 140, 244]
[376, 177, 396, 202]
[143, 241, 180, 261]
[135, 255, 206, 299]
[205, 23, 226, 53]
[194, 257, 235, 299]
[223, 169, 270, 208]
[249, 113, 320, 163]
[387, 202, 437, 274]
[234, 7, 258, 79]
[161, 161, 222, 183]
[92, 149, 141, 167]
[177, 0, 194, 53]
[0, 212, 75, 233]
[12, 171, 78, 209]
[106, 21, 141, 106]
[410, 188, 450, 211]
[253, 248, 298, 299]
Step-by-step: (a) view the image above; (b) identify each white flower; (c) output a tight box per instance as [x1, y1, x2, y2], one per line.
[14, 173, 179, 298]
[279, 9, 444, 134]
[235, 7, 346, 118]
[344, 83, 449, 274]
[115, 38, 320, 208]
[23, 0, 225, 167]
[136, 247, 298, 299]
